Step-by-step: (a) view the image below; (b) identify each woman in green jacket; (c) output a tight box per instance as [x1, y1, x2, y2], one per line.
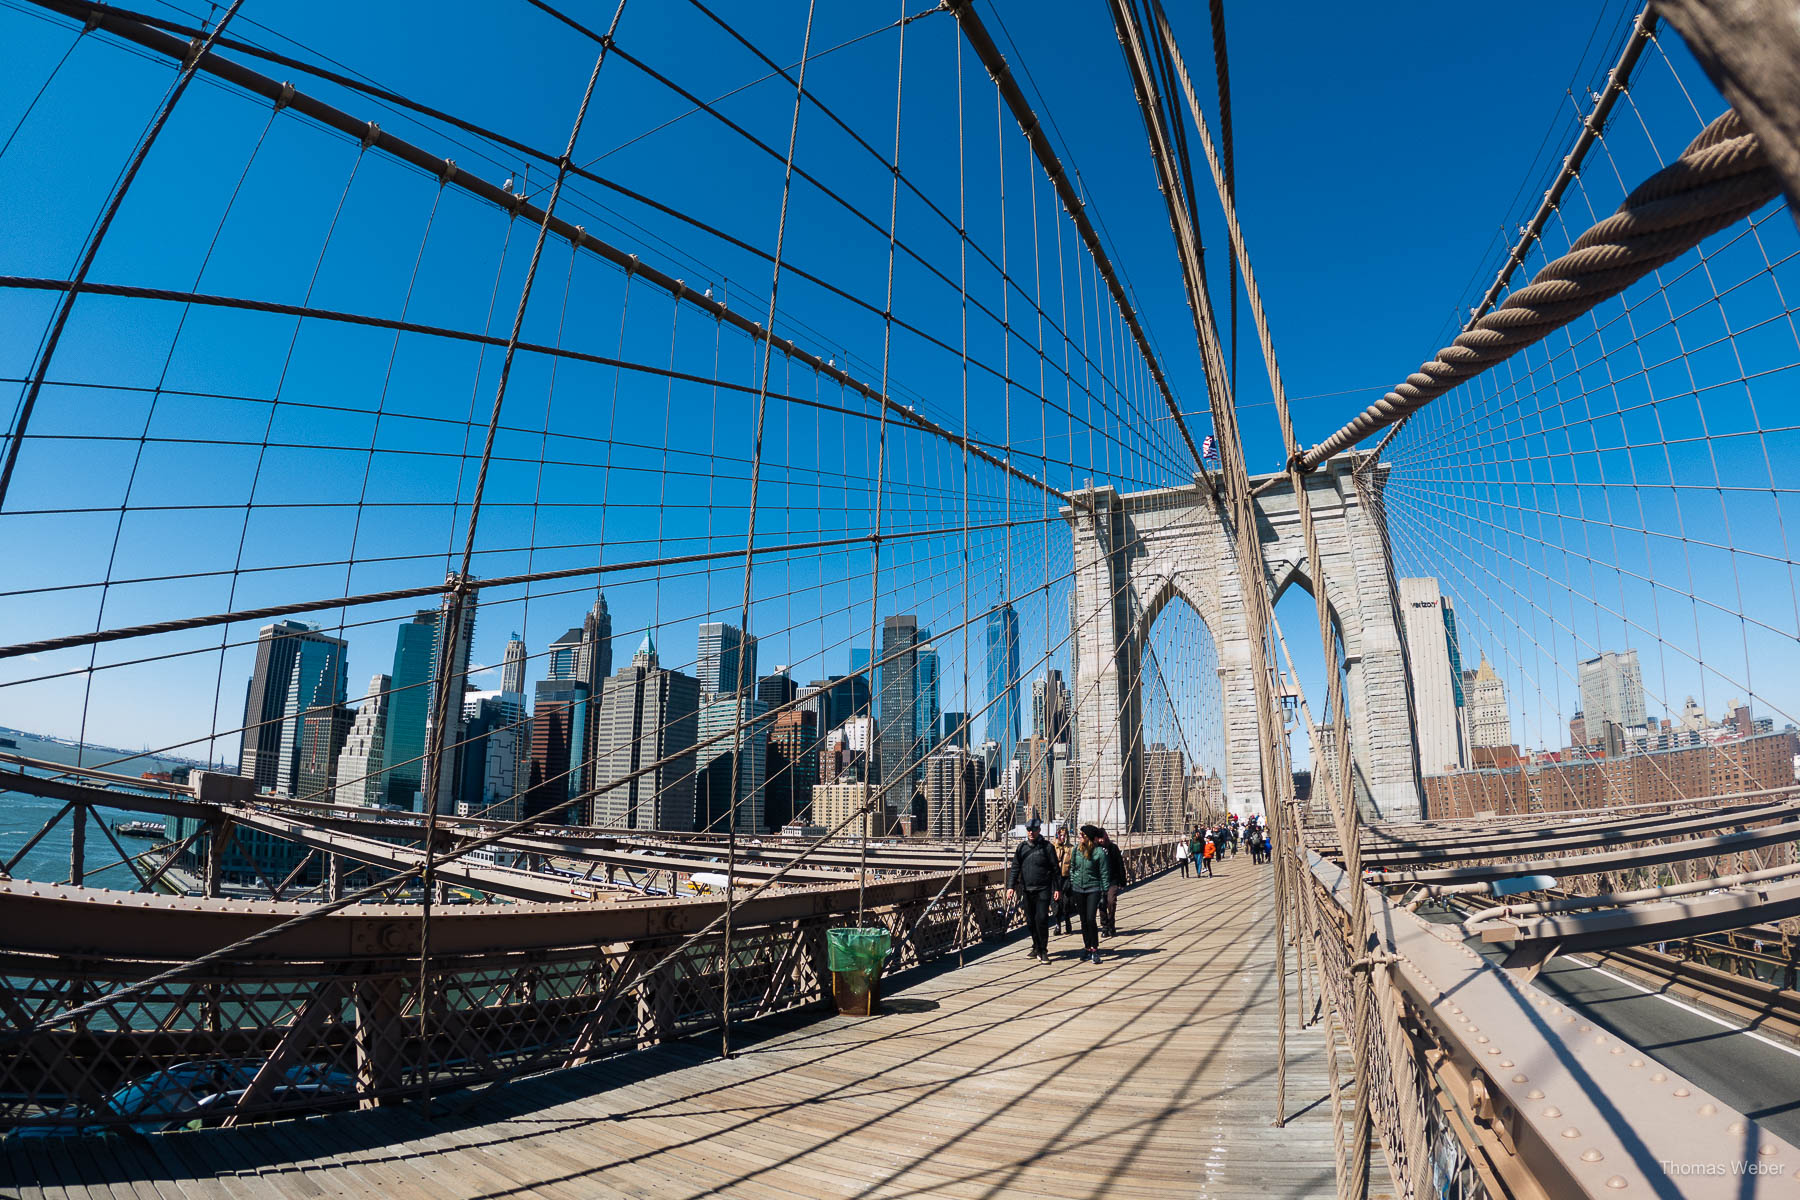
[1068, 826, 1114, 963]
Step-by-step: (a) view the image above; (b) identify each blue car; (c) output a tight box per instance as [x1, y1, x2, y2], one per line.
[11, 1059, 357, 1138]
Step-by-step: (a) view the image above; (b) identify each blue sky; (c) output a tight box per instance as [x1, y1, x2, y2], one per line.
[0, 0, 1792, 781]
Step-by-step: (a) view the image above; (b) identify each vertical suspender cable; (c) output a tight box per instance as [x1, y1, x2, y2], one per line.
[723, 0, 817, 1060]
[419, 0, 631, 1102]
[859, 3, 910, 924]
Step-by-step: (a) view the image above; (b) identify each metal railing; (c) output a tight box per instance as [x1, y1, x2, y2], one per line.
[0, 840, 1175, 1132]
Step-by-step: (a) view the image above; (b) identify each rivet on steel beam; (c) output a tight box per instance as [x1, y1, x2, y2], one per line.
[1674, 1088, 1690, 1098]
[1582, 1149, 1604, 1163]
[1500, 1060, 1515, 1069]
[1604, 1175, 1628, 1189]
[1651, 1073, 1668, 1083]
[1527, 1089, 1546, 1100]
[1561, 1127, 1582, 1139]
[1609, 1046, 1624, 1055]
[1698, 1104, 1718, 1116]
[1511, 1074, 1528, 1084]
[1759, 1143, 1778, 1157]
[1728, 1121, 1747, 1133]
[1543, 1106, 1563, 1118]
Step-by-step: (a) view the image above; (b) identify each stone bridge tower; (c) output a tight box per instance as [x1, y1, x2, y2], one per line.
[1066, 452, 1420, 828]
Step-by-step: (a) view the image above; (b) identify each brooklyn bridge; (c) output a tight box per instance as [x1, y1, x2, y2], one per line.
[2, 0, 1800, 1196]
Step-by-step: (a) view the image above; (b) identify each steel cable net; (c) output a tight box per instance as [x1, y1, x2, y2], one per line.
[0, 1, 1205, 1129]
[1381, 25, 1800, 824]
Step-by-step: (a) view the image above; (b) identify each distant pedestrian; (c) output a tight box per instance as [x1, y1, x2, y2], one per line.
[1176, 837, 1191, 877]
[1201, 832, 1217, 876]
[1068, 825, 1113, 964]
[1187, 830, 1205, 882]
[1006, 817, 1061, 965]
[1261, 832, 1272, 864]
[1055, 827, 1075, 935]
[1098, 829, 1128, 937]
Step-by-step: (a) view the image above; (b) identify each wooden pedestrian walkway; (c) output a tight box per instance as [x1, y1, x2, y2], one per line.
[1, 857, 1392, 1199]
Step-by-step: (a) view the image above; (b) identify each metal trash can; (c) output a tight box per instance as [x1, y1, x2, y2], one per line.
[826, 926, 892, 1016]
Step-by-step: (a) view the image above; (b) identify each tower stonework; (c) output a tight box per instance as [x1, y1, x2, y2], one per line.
[1066, 453, 1420, 825]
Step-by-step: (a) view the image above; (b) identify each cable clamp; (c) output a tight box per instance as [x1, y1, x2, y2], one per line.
[624, 254, 638, 276]
[82, 10, 102, 32]
[274, 81, 295, 112]
[361, 121, 380, 151]
[183, 36, 206, 70]
[440, 158, 458, 185]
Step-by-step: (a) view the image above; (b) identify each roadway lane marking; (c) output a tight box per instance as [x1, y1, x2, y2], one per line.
[1566, 959, 1800, 1061]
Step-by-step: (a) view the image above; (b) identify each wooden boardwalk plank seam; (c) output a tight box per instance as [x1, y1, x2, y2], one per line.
[1, 860, 1394, 1199]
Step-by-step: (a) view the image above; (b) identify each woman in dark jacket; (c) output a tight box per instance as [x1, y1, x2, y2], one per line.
[1068, 825, 1113, 963]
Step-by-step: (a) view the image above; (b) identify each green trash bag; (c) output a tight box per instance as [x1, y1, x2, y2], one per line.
[826, 926, 892, 973]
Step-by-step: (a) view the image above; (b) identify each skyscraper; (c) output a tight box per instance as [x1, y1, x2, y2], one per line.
[590, 635, 701, 830]
[546, 627, 584, 681]
[334, 674, 390, 808]
[696, 693, 771, 833]
[924, 745, 980, 839]
[1031, 669, 1069, 745]
[239, 620, 347, 793]
[273, 631, 349, 796]
[1578, 649, 1646, 742]
[382, 612, 438, 810]
[1462, 653, 1512, 748]
[576, 592, 613, 797]
[757, 668, 798, 711]
[913, 642, 939, 764]
[295, 701, 353, 804]
[460, 690, 527, 821]
[1143, 744, 1186, 832]
[985, 605, 1021, 777]
[938, 711, 970, 751]
[765, 708, 818, 831]
[577, 592, 613, 688]
[1399, 577, 1467, 775]
[423, 588, 477, 815]
[501, 633, 527, 695]
[528, 678, 587, 822]
[877, 615, 920, 787]
[819, 716, 874, 785]
[697, 621, 757, 697]
[809, 673, 871, 735]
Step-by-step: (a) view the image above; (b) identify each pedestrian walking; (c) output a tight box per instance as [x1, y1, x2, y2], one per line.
[1068, 825, 1113, 964]
[1260, 832, 1272, 864]
[1201, 831, 1217, 876]
[1054, 826, 1075, 935]
[1098, 829, 1128, 937]
[1188, 829, 1205, 880]
[1175, 836, 1190, 877]
[1006, 816, 1061, 964]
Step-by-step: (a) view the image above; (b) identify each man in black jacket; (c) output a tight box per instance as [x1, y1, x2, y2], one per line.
[1006, 817, 1061, 963]
[1097, 830, 1129, 937]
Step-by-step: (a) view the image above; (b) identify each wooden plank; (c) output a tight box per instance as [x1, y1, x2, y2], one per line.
[0, 863, 1387, 1199]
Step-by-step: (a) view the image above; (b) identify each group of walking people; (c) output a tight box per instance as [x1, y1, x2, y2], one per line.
[1174, 813, 1272, 876]
[1005, 818, 1130, 965]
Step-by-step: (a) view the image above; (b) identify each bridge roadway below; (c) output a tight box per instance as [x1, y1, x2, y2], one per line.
[1, 860, 1391, 1199]
[1425, 911, 1800, 1146]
